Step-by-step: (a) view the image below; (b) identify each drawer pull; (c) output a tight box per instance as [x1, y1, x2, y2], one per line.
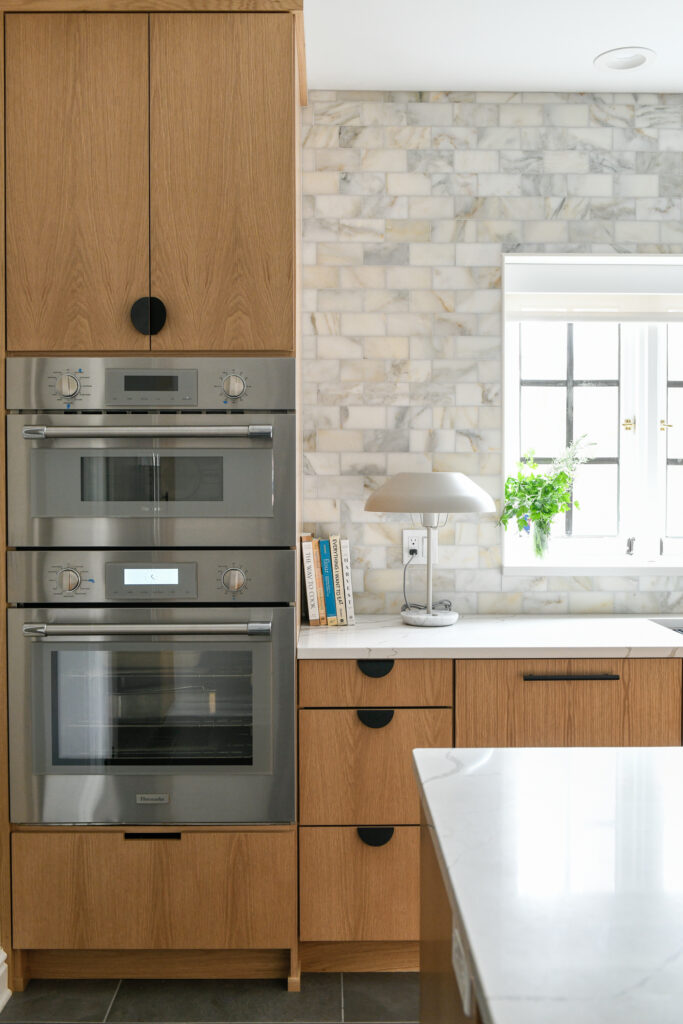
[123, 832, 182, 840]
[357, 708, 394, 729]
[357, 659, 395, 679]
[357, 826, 394, 847]
[523, 673, 620, 682]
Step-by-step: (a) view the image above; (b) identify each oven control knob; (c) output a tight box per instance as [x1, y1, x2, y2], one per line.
[56, 374, 80, 398]
[222, 568, 246, 592]
[57, 569, 81, 593]
[222, 374, 246, 399]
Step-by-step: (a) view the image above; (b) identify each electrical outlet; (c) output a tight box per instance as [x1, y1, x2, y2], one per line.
[402, 528, 438, 565]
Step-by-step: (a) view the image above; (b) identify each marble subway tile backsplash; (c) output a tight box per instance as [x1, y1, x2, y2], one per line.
[301, 90, 683, 615]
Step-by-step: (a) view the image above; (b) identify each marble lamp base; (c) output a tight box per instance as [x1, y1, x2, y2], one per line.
[401, 609, 459, 627]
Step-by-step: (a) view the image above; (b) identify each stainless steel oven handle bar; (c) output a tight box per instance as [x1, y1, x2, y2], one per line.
[22, 425, 273, 440]
[23, 622, 272, 637]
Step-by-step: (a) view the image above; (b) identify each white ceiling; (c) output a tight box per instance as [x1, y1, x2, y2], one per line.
[304, 0, 683, 93]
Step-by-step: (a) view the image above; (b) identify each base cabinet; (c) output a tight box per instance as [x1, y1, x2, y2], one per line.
[456, 659, 682, 747]
[12, 828, 296, 950]
[299, 826, 419, 942]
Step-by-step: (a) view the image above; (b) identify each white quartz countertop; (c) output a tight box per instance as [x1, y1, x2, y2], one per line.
[415, 746, 683, 1024]
[297, 613, 683, 659]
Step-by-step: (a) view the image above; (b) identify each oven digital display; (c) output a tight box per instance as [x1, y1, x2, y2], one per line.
[124, 375, 179, 392]
[123, 568, 180, 586]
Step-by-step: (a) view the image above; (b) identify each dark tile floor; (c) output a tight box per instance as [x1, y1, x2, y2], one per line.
[0, 973, 419, 1024]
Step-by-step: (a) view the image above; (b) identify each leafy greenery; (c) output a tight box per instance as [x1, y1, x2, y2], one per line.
[499, 437, 592, 539]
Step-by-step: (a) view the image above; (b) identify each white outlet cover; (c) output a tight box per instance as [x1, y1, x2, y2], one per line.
[402, 528, 438, 565]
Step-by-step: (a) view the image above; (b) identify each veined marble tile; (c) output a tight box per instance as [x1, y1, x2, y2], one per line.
[303, 89, 683, 614]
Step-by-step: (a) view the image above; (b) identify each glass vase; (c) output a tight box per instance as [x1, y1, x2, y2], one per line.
[532, 521, 551, 558]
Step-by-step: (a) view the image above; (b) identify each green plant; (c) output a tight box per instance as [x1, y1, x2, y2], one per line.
[499, 437, 592, 557]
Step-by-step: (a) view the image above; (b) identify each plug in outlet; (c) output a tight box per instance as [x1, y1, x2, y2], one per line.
[402, 529, 438, 566]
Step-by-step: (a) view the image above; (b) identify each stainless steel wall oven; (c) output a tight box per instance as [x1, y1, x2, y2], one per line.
[6, 358, 297, 826]
[6, 357, 295, 548]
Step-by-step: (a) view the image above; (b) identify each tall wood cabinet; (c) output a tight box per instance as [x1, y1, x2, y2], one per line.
[5, 10, 295, 353]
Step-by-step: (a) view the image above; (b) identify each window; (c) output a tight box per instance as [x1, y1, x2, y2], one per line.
[503, 255, 683, 572]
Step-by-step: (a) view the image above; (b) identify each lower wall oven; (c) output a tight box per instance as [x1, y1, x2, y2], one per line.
[7, 551, 295, 825]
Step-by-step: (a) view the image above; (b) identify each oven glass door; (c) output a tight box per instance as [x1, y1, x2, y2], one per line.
[31, 447, 274, 519]
[32, 641, 272, 774]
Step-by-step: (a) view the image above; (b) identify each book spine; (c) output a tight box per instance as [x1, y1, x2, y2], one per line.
[301, 538, 320, 626]
[319, 539, 338, 625]
[312, 540, 327, 626]
[340, 538, 355, 626]
[330, 535, 347, 626]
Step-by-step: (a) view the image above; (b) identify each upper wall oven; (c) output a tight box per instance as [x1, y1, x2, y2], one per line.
[6, 357, 295, 549]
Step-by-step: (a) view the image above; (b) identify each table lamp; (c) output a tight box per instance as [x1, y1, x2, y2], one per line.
[365, 472, 496, 627]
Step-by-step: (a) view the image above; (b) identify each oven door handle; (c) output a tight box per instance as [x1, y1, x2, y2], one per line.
[22, 622, 272, 637]
[21, 425, 273, 440]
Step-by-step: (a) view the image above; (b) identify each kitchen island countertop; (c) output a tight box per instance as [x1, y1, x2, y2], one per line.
[298, 613, 683, 659]
[415, 746, 683, 1024]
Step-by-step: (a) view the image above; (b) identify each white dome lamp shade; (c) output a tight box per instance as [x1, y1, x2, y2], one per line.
[365, 472, 496, 627]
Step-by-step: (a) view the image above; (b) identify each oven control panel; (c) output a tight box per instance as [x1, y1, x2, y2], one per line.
[7, 550, 296, 605]
[6, 357, 295, 412]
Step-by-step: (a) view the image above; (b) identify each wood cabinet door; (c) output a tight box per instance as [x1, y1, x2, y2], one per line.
[5, 14, 150, 352]
[456, 659, 682, 747]
[299, 708, 453, 825]
[299, 826, 419, 942]
[12, 828, 296, 950]
[150, 14, 295, 353]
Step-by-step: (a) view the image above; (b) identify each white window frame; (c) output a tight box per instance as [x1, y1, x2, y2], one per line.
[502, 254, 683, 575]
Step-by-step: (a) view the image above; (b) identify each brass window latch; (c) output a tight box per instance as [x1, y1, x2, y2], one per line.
[660, 419, 673, 431]
[622, 417, 635, 431]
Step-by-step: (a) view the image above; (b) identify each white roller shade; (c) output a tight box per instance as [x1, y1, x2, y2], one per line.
[504, 254, 683, 321]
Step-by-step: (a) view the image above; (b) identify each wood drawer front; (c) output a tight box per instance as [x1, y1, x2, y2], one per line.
[299, 826, 419, 942]
[298, 659, 452, 708]
[456, 658, 683, 748]
[12, 830, 296, 950]
[299, 708, 453, 825]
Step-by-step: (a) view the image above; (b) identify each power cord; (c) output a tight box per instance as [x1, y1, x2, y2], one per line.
[401, 547, 453, 613]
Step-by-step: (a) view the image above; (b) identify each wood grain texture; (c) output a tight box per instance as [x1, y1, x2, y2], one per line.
[298, 659, 453, 708]
[5, 14, 149, 352]
[455, 659, 683, 748]
[299, 827, 420, 942]
[12, 830, 296, 949]
[26, 948, 291, 980]
[294, 11, 307, 106]
[300, 941, 419, 973]
[150, 13, 295, 352]
[420, 811, 480, 1024]
[2, 0, 302, 9]
[299, 708, 453, 825]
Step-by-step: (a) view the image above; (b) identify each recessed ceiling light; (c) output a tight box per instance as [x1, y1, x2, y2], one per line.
[593, 46, 656, 71]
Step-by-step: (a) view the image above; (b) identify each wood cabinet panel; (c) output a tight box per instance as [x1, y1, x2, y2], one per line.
[298, 659, 453, 708]
[299, 708, 453, 825]
[299, 826, 419, 942]
[5, 14, 150, 352]
[12, 829, 296, 950]
[456, 659, 682, 748]
[150, 13, 295, 352]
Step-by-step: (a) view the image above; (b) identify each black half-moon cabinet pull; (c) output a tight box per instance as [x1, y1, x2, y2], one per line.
[357, 826, 394, 847]
[357, 708, 394, 729]
[357, 659, 394, 679]
[523, 673, 620, 682]
[123, 832, 181, 840]
[130, 296, 167, 336]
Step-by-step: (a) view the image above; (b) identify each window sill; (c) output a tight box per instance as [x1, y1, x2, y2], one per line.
[503, 562, 683, 576]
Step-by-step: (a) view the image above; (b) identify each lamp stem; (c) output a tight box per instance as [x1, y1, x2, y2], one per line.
[427, 524, 433, 616]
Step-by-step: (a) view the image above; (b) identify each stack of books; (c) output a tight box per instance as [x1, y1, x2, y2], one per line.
[300, 534, 355, 626]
